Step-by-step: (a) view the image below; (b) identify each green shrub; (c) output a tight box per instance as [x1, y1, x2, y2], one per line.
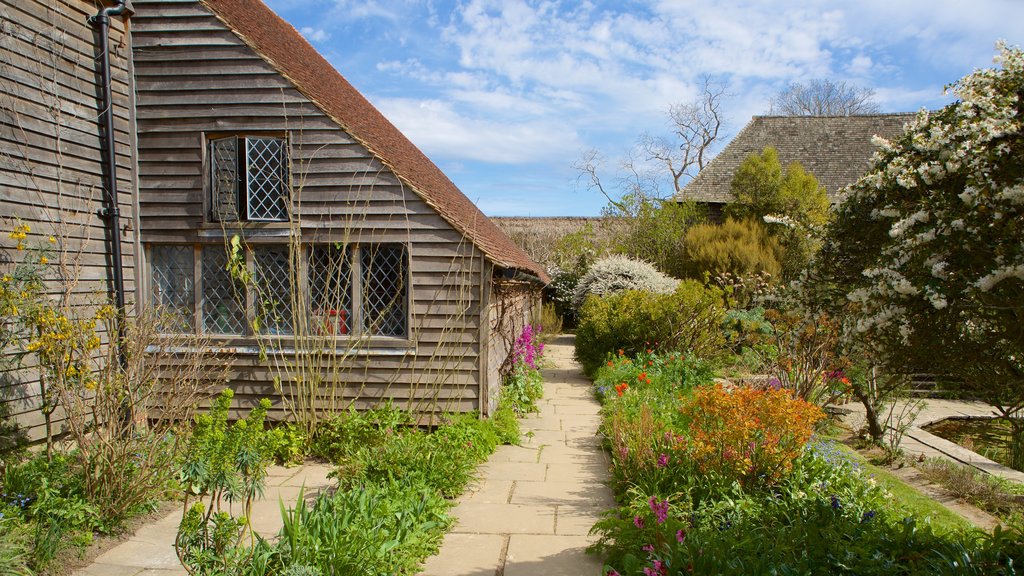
[268, 423, 308, 468]
[537, 301, 563, 340]
[575, 281, 727, 376]
[491, 394, 521, 445]
[682, 217, 782, 280]
[571, 255, 678, 310]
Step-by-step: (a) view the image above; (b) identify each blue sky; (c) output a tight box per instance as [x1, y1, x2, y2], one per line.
[266, 0, 1024, 216]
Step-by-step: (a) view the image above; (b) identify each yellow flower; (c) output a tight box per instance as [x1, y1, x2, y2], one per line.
[48, 236, 56, 244]
[15, 242, 24, 250]
[39, 256, 48, 265]
[2, 275, 10, 283]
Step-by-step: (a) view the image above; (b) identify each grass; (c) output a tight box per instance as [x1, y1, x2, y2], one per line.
[835, 443, 974, 534]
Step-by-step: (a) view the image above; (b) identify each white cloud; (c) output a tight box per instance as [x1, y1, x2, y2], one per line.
[376, 98, 582, 164]
[300, 26, 330, 43]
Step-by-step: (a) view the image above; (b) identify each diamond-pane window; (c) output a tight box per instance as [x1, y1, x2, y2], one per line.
[201, 248, 246, 335]
[309, 245, 352, 335]
[245, 137, 288, 221]
[150, 245, 195, 333]
[254, 246, 293, 335]
[209, 137, 239, 222]
[361, 245, 407, 337]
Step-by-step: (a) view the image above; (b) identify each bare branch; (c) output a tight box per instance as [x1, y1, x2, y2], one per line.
[769, 79, 881, 116]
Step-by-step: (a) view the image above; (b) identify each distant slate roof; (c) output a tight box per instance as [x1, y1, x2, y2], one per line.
[200, 0, 548, 284]
[674, 114, 917, 205]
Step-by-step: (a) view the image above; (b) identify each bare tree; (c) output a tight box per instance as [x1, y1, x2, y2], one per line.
[574, 77, 727, 212]
[769, 79, 881, 116]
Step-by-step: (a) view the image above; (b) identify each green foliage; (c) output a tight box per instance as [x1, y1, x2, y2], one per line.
[267, 424, 308, 468]
[0, 453, 100, 569]
[252, 481, 450, 576]
[681, 217, 782, 280]
[490, 394, 522, 445]
[610, 198, 705, 279]
[537, 302, 563, 340]
[725, 146, 830, 278]
[176, 389, 275, 574]
[503, 365, 544, 416]
[0, 517, 31, 576]
[575, 281, 727, 376]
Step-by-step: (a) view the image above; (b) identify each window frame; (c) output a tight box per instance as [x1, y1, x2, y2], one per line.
[147, 242, 410, 343]
[206, 132, 291, 224]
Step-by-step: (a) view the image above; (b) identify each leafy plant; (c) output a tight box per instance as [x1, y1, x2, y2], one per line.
[682, 217, 783, 280]
[268, 424, 308, 468]
[575, 281, 726, 376]
[176, 389, 275, 575]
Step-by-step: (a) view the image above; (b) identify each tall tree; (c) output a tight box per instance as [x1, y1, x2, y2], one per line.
[725, 147, 830, 278]
[817, 44, 1024, 466]
[769, 79, 881, 116]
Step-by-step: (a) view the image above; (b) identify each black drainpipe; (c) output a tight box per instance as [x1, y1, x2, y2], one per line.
[89, 0, 129, 369]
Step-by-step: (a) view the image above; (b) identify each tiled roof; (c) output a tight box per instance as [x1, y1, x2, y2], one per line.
[674, 114, 917, 205]
[200, 0, 549, 284]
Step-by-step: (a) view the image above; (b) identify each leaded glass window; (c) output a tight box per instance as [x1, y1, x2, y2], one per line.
[245, 137, 288, 221]
[150, 245, 195, 333]
[309, 245, 352, 335]
[201, 248, 246, 335]
[208, 135, 289, 223]
[209, 137, 239, 222]
[253, 246, 293, 335]
[361, 245, 407, 337]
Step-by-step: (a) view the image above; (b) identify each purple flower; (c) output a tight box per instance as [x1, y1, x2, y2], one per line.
[676, 529, 686, 543]
[633, 515, 645, 529]
[656, 453, 669, 468]
[648, 496, 669, 524]
[830, 495, 841, 510]
[642, 544, 654, 553]
[768, 377, 782, 390]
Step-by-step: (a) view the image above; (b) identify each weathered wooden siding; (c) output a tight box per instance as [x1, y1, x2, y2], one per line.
[483, 278, 539, 416]
[131, 0, 488, 416]
[0, 0, 138, 441]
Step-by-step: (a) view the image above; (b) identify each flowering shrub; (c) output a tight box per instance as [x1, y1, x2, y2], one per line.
[679, 384, 824, 485]
[511, 324, 544, 369]
[571, 255, 678, 310]
[502, 324, 545, 414]
[818, 44, 1024, 463]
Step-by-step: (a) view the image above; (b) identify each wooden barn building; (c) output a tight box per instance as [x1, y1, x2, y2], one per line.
[1, 0, 547, 439]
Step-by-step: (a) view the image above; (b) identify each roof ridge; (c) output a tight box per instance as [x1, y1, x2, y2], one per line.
[199, 0, 548, 283]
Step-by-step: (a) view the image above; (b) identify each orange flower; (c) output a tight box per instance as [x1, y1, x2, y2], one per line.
[618, 349, 624, 356]
[646, 349, 653, 354]
[607, 361, 614, 367]
[615, 382, 629, 396]
[638, 372, 648, 383]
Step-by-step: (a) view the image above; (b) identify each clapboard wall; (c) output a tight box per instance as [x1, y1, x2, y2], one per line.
[131, 0, 491, 417]
[0, 0, 138, 441]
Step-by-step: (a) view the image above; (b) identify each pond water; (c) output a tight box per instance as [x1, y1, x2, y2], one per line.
[923, 417, 1013, 468]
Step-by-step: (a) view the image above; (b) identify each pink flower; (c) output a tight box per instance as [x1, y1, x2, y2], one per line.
[676, 529, 686, 543]
[633, 515, 645, 529]
[642, 544, 654, 553]
[656, 453, 669, 468]
[648, 497, 669, 524]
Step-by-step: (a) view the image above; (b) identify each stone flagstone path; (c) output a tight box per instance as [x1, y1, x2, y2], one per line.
[420, 334, 613, 576]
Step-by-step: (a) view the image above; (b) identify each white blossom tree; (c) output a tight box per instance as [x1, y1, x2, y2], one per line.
[821, 44, 1024, 466]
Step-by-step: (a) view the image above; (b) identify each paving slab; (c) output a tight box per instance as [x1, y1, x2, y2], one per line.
[478, 461, 548, 482]
[504, 534, 603, 576]
[419, 334, 610, 575]
[75, 461, 335, 576]
[450, 502, 556, 534]
[419, 533, 506, 576]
